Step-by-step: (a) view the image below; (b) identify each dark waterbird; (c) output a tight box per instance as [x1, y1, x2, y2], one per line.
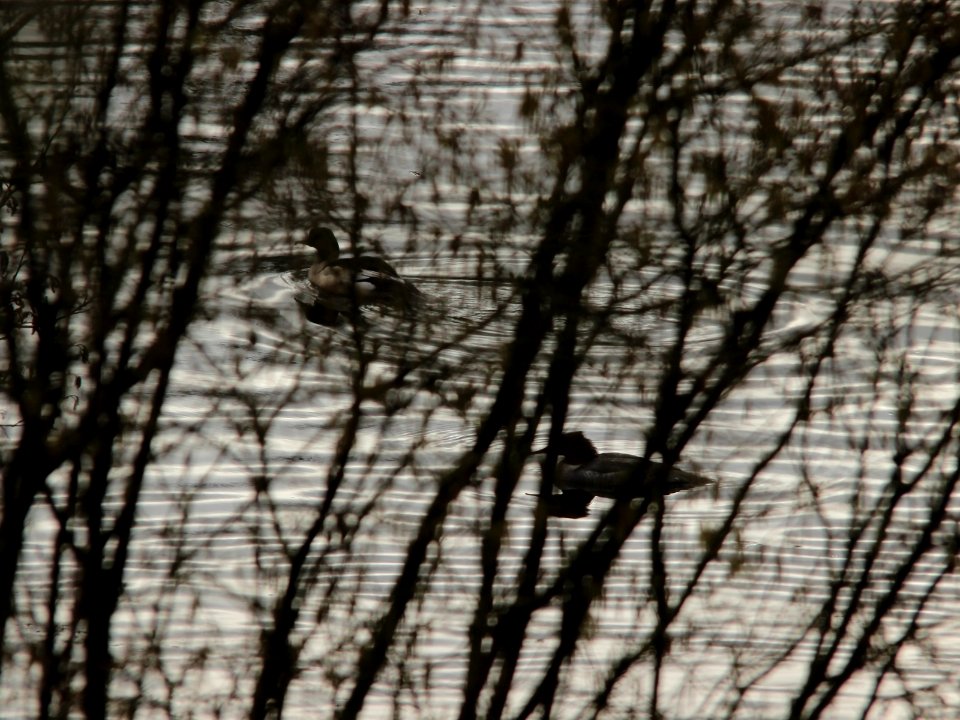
[535, 431, 714, 517]
[303, 227, 419, 303]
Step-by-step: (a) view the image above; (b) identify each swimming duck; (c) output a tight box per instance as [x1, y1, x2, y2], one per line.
[303, 226, 418, 302]
[535, 431, 713, 515]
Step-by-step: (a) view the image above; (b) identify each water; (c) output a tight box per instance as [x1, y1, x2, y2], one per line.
[4, 1, 960, 718]
[96, 241, 954, 718]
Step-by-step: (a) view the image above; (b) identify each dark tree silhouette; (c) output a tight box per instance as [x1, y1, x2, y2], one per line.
[2, 1, 960, 719]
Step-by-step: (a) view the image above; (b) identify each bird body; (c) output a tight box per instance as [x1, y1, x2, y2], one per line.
[303, 227, 416, 301]
[555, 452, 650, 496]
[536, 431, 713, 514]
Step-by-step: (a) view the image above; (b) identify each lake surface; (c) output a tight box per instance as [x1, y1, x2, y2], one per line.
[4, 1, 960, 718]
[88, 247, 953, 720]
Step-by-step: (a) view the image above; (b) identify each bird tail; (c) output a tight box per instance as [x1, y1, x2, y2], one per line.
[665, 466, 714, 494]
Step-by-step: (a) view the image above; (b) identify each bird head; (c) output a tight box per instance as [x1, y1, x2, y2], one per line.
[534, 431, 599, 464]
[304, 227, 340, 261]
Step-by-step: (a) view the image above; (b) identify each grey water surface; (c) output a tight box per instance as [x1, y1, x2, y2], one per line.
[5, 2, 960, 718]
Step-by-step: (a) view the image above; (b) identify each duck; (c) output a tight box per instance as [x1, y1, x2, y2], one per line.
[303, 226, 418, 303]
[534, 431, 713, 515]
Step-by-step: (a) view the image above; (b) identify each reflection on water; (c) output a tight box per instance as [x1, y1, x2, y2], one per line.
[5, 2, 960, 718]
[9, 235, 957, 717]
[108, 239, 954, 718]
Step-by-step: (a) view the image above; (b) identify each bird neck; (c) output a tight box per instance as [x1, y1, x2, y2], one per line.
[316, 248, 339, 264]
[554, 460, 580, 489]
